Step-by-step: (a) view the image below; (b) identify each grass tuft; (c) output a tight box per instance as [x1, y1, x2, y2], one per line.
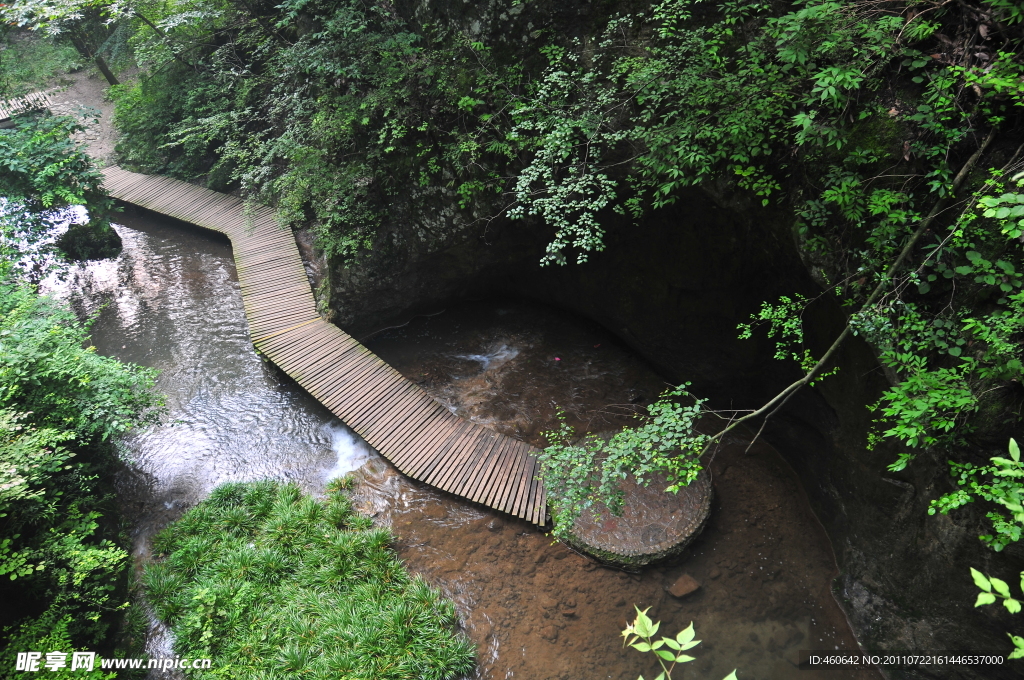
[144, 481, 474, 679]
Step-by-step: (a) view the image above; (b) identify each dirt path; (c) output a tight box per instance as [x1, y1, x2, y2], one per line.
[47, 67, 119, 164]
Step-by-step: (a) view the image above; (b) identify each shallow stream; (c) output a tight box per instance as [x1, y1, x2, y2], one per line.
[50, 209, 879, 680]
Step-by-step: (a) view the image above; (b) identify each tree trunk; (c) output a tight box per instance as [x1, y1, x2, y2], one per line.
[92, 55, 120, 87]
[69, 33, 119, 86]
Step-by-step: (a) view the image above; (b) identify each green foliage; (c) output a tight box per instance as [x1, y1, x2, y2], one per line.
[0, 112, 119, 270]
[621, 606, 738, 680]
[855, 169, 1024, 466]
[0, 282, 161, 441]
[0, 114, 160, 667]
[979, 171, 1024, 239]
[539, 386, 708, 540]
[0, 284, 158, 656]
[737, 294, 835, 377]
[0, 31, 82, 98]
[144, 480, 475, 680]
[0, 410, 74, 517]
[1, 614, 117, 679]
[971, 567, 1024, 659]
[931, 439, 1024, 552]
[85, 0, 1024, 552]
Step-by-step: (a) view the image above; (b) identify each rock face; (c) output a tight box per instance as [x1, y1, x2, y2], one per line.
[324, 182, 1023, 678]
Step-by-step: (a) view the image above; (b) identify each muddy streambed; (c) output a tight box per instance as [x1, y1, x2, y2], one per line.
[50, 209, 879, 680]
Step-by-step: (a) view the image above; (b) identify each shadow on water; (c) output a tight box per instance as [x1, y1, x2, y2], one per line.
[48, 208, 879, 680]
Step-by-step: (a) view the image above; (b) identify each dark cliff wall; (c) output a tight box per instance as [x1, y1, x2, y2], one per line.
[323, 185, 1024, 678]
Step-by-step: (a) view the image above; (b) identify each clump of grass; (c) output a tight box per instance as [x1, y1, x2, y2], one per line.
[144, 480, 475, 679]
[0, 30, 82, 97]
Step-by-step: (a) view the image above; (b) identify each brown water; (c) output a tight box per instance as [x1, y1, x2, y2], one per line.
[51, 210, 879, 680]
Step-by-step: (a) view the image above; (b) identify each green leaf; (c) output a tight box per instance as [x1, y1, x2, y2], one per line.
[656, 649, 676, 661]
[634, 606, 654, 637]
[1011, 439, 1020, 463]
[722, 672, 739, 680]
[1004, 598, 1021, 614]
[675, 654, 696, 663]
[677, 622, 695, 645]
[631, 642, 652, 652]
[992, 576, 1012, 598]
[976, 592, 997, 607]
[972, 567, 992, 592]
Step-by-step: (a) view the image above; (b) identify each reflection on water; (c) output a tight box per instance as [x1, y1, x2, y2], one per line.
[44, 209, 379, 540]
[49, 208, 878, 680]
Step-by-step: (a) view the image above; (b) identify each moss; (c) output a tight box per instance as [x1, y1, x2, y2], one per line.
[845, 109, 906, 159]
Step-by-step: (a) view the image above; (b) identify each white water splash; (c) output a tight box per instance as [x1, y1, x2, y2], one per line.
[323, 422, 375, 480]
[455, 344, 519, 371]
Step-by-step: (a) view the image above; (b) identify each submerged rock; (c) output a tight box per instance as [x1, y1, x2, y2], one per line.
[667, 573, 702, 598]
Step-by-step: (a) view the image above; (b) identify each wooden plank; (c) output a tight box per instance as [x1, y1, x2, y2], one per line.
[288, 337, 363, 384]
[356, 388, 429, 445]
[102, 166, 547, 525]
[340, 376, 411, 429]
[510, 444, 537, 518]
[386, 410, 458, 469]
[406, 421, 472, 479]
[436, 431, 494, 491]
[448, 433, 499, 497]
[294, 346, 379, 400]
[493, 441, 531, 514]
[457, 436, 505, 500]
[346, 380, 417, 439]
[482, 436, 523, 508]
[494, 442, 528, 516]
[320, 363, 396, 413]
[513, 453, 539, 519]
[373, 405, 451, 462]
[528, 462, 544, 524]
[259, 326, 333, 363]
[469, 435, 516, 505]
[422, 427, 487, 487]
[259, 324, 336, 361]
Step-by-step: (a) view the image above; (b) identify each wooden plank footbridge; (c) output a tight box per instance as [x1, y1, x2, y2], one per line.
[0, 91, 53, 128]
[101, 167, 548, 525]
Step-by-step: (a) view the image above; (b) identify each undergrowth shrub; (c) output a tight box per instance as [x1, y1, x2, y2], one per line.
[144, 480, 475, 680]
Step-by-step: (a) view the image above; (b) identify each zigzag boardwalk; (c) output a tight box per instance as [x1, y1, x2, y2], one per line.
[101, 167, 548, 525]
